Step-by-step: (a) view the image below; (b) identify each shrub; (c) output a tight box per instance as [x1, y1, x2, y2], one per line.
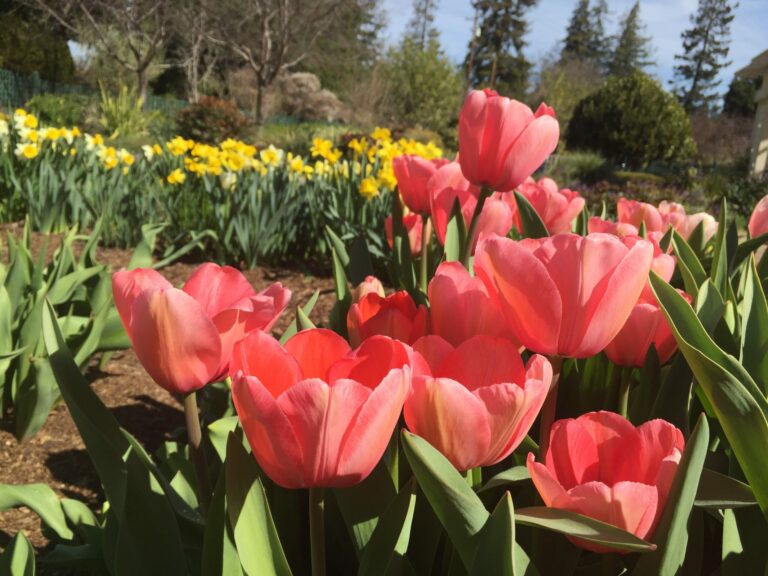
[26, 93, 95, 127]
[96, 83, 159, 139]
[567, 72, 696, 168]
[176, 96, 248, 144]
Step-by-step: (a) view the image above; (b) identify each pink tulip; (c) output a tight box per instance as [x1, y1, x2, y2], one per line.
[385, 213, 423, 257]
[749, 195, 768, 239]
[392, 155, 450, 215]
[617, 198, 663, 233]
[517, 177, 585, 234]
[351, 275, 385, 303]
[347, 291, 428, 347]
[605, 290, 690, 367]
[427, 262, 514, 346]
[231, 330, 411, 488]
[682, 212, 718, 243]
[621, 234, 675, 301]
[658, 201, 687, 232]
[587, 217, 639, 238]
[474, 233, 653, 358]
[113, 264, 290, 394]
[528, 411, 684, 550]
[405, 335, 551, 470]
[458, 89, 560, 191]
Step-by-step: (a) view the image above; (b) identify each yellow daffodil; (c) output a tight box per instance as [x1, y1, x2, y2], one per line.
[260, 145, 283, 167]
[15, 142, 39, 159]
[358, 177, 379, 200]
[371, 127, 391, 142]
[167, 168, 186, 184]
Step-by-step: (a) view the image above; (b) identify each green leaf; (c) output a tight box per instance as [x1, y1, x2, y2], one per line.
[632, 414, 709, 575]
[671, 231, 707, 298]
[695, 468, 757, 509]
[732, 232, 768, 271]
[443, 198, 467, 263]
[0, 532, 35, 576]
[296, 306, 316, 331]
[0, 484, 73, 540]
[325, 226, 351, 268]
[651, 273, 768, 522]
[280, 290, 319, 344]
[202, 467, 244, 576]
[739, 256, 768, 392]
[46, 266, 104, 305]
[479, 466, 530, 492]
[710, 200, 729, 295]
[470, 492, 516, 576]
[515, 507, 655, 552]
[208, 416, 240, 462]
[128, 223, 166, 270]
[400, 431, 489, 570]
[513, 191, 549, 239]
[358, 478, 417, 576]
[225, 433, 292, 576]
[329, 248, 352, 337]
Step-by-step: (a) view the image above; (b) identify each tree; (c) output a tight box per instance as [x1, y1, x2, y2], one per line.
[587, 0, 610, 67]
[406, 0, 440, 51]
[672, 0, 736, 113]
[722, 75, 760, 117]
[465, 0, 539, 99]
[561, 0, 606, 63]
[608, 1, 654, 76]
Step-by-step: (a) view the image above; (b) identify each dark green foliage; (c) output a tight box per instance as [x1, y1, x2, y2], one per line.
[673, 0, 736, 113]
[608, 1, 654, 76]
[406, 0, 440, 51]
[723, 75, 760, 117]
[26, 93, 95, 127]
[567, 72, 696, 168]
[176, 97, 248, 144]
[561, 0, 608, 64]
[465, 0, 538, 99]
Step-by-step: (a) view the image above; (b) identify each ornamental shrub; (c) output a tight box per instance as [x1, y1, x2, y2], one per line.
[26, 93, 95, 127]
[176, 96, 248, 144]
[567, 72, 696, 168]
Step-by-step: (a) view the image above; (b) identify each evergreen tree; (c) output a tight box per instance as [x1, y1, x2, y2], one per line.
[465, 0, 538, 99]
[608, 1, 654, 76]
[561, 0, 600, 62]
[587, 0, 610, 67]
[672, 0, 736, 113]
[722, 75, 760, 117]
[406, 0, 440, 51]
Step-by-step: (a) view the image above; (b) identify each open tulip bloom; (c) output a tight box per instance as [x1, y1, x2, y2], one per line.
[528, 411, 684, 551]
[347, 290, 428, 347]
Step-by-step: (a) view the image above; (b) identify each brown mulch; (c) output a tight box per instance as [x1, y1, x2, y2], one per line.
[0, 227, 336, 555]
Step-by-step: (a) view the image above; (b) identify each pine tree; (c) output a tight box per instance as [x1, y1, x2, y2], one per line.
[406, 0, 440, 50]
[562, 0, 598, 62]
[722, 75, 760, 117]
[608, 1, 654, 76]
[672, 0, 737, 113]
[464, 0, 538, 99]
[587, 0, 610, 67]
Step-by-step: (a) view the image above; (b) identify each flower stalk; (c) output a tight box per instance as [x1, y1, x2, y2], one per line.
[183, 391, 211, 515]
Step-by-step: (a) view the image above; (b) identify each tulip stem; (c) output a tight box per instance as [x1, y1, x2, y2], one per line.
[538, 356, 564, 458]
[183, 391, 211, 516]
[420, 216, 431, 294]
[309, 487, 326, 576]
[460, 186, 493, 268]
[618, 367, 633, 419]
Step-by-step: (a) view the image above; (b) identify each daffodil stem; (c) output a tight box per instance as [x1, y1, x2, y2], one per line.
[420, 216, 431, 294]
[460, 186, 493, 268]
[183, 391, 211, 516]
[618, 367, 633, 419]
[309, 487, 326, 576]
[538, 356, 564, 458]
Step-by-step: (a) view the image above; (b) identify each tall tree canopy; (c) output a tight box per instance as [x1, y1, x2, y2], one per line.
[561, 0, 608, 65]
[608, 1, 654, 77]
[406, 0, 440, 51]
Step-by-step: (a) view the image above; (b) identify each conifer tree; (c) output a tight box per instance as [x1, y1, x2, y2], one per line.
[672, 0, 736, 112]
[406, 0, 440, 50]
[562, 0, 598, 62]
[608, 1, 654, 76]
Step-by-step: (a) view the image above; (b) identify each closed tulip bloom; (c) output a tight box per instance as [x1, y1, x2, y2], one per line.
[517, 177, 585, 234]
[393, 154, 449, 215]
[385, 213, 423, 256]
[587, 217, 639, 238]
[428, 262, 513, 346]
[617, 198, 663, 232]
[458, 89, 560, 191]
[658, 201, 687, 232]
[621, 234, 675, 301]
[682, 212, 718, 243]
[605, 290, 690, 367]
[404, 335, 552, 471]
[231, 330, 411, 488]
[351, 275, 385, 303]
[347, 290, 428, 347]
[475, 233, 653, 358]
[528, 411, 684, 550]
[113, 264, 290, 394]
[749, 195, 768, 239]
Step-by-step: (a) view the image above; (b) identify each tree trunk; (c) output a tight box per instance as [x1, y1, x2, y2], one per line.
[137, 67, 149, 109]
[254, 79, 266, 125]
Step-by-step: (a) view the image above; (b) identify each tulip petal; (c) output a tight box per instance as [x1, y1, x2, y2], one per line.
[284, 329, 351, 380]
[412, 335, 454, 374]
[232, 374, 305, 488]
[577, 411, 642, 486]
[112, 269, 172, 338]
[182, 263, 256, 317]
[435, 335, 525, 391]
[636, 419, 685, 485]
[130, 288, 221, 394]
[501, 114, 560, 190]
[231, 330, 302, 397]
[527, 453, 568, 506]
[327, 336, 413, 389]
[604, 302, 662, 368]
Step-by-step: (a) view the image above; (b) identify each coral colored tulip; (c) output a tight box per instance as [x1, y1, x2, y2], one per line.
[392, 154, 450, 215]
[113, 263, 290, 394]
[427, 262, 513, 346]
[605, 290, 690, 367]
[749, 195, 768, 239]
[429, 162, 514, 251]
[682, 212, 718, 243]
[516, 177, 585, 234]
[231, 330, 412, 488]
[658, 201, 687, 232]
[404, 335, 552, 470]
[385, 213, 423, 256]
[621, 234, 675, 301]
[588, 216, 639, 237]
[352, 275, 385, 302]
[347, 290, 428, 347]
[458, 89, 560, 191]
[617, 198, 664, 232]
[475, 233, 653, 358]
[527, 411, 684, 550]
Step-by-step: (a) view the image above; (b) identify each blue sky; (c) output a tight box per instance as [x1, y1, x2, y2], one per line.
[380, 0, 768, 92]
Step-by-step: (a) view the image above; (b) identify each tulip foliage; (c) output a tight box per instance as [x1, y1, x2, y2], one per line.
[2, 90, 768, 576]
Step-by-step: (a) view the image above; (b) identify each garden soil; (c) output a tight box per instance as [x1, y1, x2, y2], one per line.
[0, 226, 336, 556]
